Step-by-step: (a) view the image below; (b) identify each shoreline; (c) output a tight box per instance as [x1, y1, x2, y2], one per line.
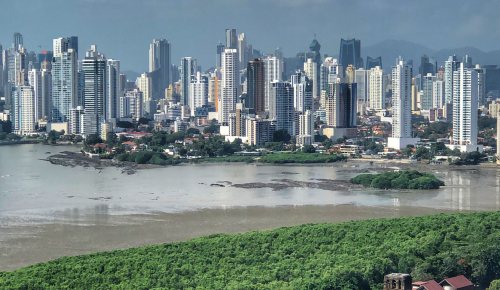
[0, 204, 471, 272]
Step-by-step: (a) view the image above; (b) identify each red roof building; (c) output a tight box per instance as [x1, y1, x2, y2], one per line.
[439, 275, 474, 290]
[413, 280, 444, 290]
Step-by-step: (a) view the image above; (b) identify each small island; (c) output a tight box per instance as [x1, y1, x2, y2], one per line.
[351, 170, 445, 190]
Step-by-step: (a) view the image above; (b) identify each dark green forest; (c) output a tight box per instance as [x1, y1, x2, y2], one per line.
[0, 212, 498, 289]
[351, 170, 445, 190]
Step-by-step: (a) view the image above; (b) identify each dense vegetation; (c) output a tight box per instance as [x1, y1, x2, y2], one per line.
[258, 152, 347, 164]
[0, 212, 498, 289]
[351, 170, 445, 190]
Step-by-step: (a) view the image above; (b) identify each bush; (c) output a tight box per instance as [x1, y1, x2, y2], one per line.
[351, 170, 444, 190]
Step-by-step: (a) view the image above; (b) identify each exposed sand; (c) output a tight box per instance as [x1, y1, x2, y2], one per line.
[0, 204, 461, 271]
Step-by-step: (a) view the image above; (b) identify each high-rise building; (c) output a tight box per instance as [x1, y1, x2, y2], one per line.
[237, 33, 249, 68]
[452, 63, 479, 152]
[297, 109, 314, 145]
[149, 38, 171, 99]
[82, 45, 107, 135]
[40, 67, 52, 120]
[216, 42, 225, 68]
[247, 58, 265, 114]
[120, 89, 143, 120]
[432, 79, 445, 109]
[368, 66, 384, 110]
[246, 118, 275, 146]
[53, 36, 78, 57]
[136, 73, 151, 103]
[304, 58, 318, 99]
[13, 32, 23, 51]
[355, 68, 368, 114]
[269, 81, 295, 136]
[69, 106, 84, 134]
[27, 69, 42, 121]
[189, 72, 208, 116]
[13, 85, 35, 134]
[106, 59, 120, 120]
[444, 55, 460, 104]
[339, 38, 363, 70]
[225, 29, 237, 49]
[264, 56, 283, 111]
[325, 82, 357, 128]
[421, 73, 436, 110]
[51, 47, 77, 122]
[220, 48, 239, 124]
[291, 70, 313, 113]
[366, 56, 382, 70]
[419, 55, 435, 82]
[388, 58, 418, 149]
[180, 57, 197, 106]
[309, 38, 321, 98]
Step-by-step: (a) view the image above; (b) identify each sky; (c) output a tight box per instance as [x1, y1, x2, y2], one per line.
[1, 0, 498, 72]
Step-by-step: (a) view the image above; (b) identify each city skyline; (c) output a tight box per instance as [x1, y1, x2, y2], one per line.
[1, 0, 500, 72]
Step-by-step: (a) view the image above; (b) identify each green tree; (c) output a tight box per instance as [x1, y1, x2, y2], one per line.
[302, 145, 316, 153]
[273, 130, 291, 143]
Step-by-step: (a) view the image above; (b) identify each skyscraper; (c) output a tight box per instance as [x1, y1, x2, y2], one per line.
[247, 58, 265, 114]
[27, 68, 42, 121]
[264, 56, 283, 111]
[180, 57, 197, 106]
[225, 29, 237, 49]
[216, 42, 225, 68]
[136, 73, 152, 115]
[149, 38, 171, 99]
[269, 81, 295, 136]
[452, 63, 479, 152]
[339, 38, 362, 70]
[444, 55, 460, 104]
[291, 70, 313, 113]
[189, 72, 208, 116]
[82, 45, 107, 135]
[309, 38, 321, 98]
[388, 58, 418, 149]
[106, 59, 120, 120]
[304, 58, 318, 99]
[51, 46, 77, 122]
[368, 66, 384, 110]
[325, 82, 357, 128]
[13, 32, 23, 51]
[432, 79, 445, 109]
[53, 36, 78, 57]
[40, 67, 52, 120]
[297, 110, 314, 145]
[238, 33, 248, 68]
[421, 73, 436, 110]
[366, 56, 382, 69]
[220, 48, 239, 124]
[355, 68, 368, 114]
[13, 85, 35, 134]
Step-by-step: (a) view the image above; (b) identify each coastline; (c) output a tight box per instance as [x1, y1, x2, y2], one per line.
[0, 204, 465, 272]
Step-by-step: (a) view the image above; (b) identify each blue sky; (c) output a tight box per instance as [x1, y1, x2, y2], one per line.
[0, 0, 497, 71]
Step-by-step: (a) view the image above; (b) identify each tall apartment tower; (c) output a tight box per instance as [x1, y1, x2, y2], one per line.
[106, 59, 120, 120]
[444, 55, 460, 105]
[269, 81, 295, 137]
[53, 36, 78, 57]
[368, 66, 384, 110]
[149, 38, 171, 99]
[291, 70, 313, 113]
[13, 85, 35, 134]
[388, 58, 418, 149]
[225, 29, 237, 49]
[421, 73, 436, 110]
[452, 63, 480, 152]
[189, 72, 208, 116]
[264, 56, 283, 111]
[82, 45, 107, 136]
[220, 48, 239, 124]
[180, 57, 197, 106]
[304, 58, 318, 99]
[13, 32, 23, 51]
[246, 58, 265, 114]
[51, 45, 77, 122]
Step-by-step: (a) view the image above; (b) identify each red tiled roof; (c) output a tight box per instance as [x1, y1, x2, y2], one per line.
[419, 280, 443, 290]
[441, 275, 473, 288]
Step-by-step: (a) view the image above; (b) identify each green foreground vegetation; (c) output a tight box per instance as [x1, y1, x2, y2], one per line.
[1, 212, 499, 289]
[351, 170, 445, 190]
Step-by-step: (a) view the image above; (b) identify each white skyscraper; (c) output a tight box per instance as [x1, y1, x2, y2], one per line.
[180, 57, 197, 106]
[368, 66, 384, 110]
[69, 106, 84, 135]
[452, 63, 480, 152]
[432, 79, 445, 109]
[304, 58, 318, 99]
[189, 72, 208, 116]
[421, 73, 436, 110]
[13, 85, 35, 134]
[136, 73, 153, 116]
[28, 69, 42, 122]
[51, 48, 77, 122]
[291, 71, 313, 113]
[297, 109, 314, 145]
[220, 48, 239, 124]
[120, 89, 143, 120]
[264, 56, 283, 111]
[388, 58, 418, 149]
[444, 55, 460, 104]
[355, 68, 368, 114]
[237, 33, 248, 68]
